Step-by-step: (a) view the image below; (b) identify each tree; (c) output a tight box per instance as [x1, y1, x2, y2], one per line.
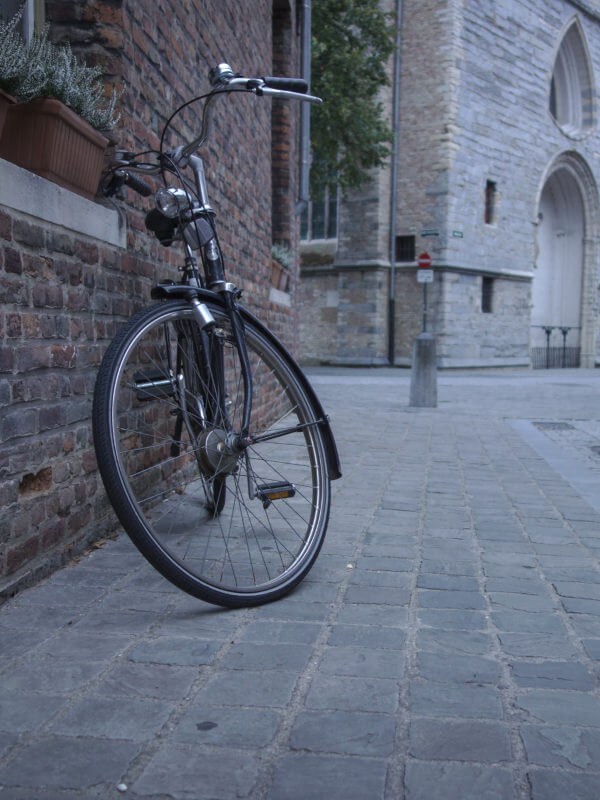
[310, 0, 396, 195]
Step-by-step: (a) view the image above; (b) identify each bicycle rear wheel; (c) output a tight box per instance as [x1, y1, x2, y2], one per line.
[92, 299, 331, 607]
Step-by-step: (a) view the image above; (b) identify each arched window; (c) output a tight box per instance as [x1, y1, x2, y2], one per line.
[549, 19, 596, 137]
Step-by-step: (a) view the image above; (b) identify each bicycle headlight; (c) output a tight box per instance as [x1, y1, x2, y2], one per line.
[209, 63, 234, 87]
[155, 187, 189, 218]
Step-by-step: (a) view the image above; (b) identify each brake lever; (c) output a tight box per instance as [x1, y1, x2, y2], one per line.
[101, 170, 126, 198]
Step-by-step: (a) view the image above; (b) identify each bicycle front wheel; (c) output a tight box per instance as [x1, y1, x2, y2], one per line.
[92, 299, 331, 607]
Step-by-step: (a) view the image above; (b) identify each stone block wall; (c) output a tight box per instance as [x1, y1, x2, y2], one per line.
[299, 266, 389, 365]
[436, 272, 531, 368]
[300, 0, 600, 368]
[0, 0, 303, 595]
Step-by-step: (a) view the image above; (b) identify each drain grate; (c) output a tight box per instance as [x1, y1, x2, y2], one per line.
[533, 421, 574, 431]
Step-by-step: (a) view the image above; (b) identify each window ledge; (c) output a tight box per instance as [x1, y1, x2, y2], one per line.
[300, 239, 338, 256]
[0, 157, 125, 248]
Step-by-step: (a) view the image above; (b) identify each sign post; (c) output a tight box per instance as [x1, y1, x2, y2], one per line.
[417, 252, 433, 332]
[410, 252, 437, 407]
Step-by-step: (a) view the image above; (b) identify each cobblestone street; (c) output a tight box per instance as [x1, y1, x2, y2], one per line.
[1, 367, 600, 799]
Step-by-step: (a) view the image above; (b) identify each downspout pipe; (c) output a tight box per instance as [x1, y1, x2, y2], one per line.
[388, 0, 403, 364]
[296, 0, 312, 214]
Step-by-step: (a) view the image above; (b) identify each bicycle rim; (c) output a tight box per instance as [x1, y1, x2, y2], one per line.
[95, 301, 330, 606]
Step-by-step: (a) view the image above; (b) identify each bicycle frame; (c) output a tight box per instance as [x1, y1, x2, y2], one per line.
[175, 154, 254, 442]
[103, 65, 332, 468]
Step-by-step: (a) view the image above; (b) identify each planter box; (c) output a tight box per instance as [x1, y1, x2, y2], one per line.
[0, 88, 16, 139]
[0, 97, 108, 200]
[271, 259, 290, 292]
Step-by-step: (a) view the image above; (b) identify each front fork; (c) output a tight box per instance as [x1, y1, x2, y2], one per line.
[181, 287, 253, 446]
[178, 290, 297, 507]
[223, 290, 253, 439]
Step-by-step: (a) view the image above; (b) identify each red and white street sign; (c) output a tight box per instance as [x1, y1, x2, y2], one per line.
[417, 252, 433, 283]
[417, 252, 432, 269]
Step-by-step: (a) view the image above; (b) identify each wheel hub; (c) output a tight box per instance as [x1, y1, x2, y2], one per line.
[197, 429, 239, 476]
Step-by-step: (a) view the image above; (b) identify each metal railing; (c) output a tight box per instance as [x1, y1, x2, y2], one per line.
[531, 325, 581, 369]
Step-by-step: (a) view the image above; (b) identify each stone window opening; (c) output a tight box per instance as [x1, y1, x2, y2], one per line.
[395, 234, 416, 262]
[549, 18, 596, 138]
[482, 277, 494, 313]
[300, 183, 338, 241]
[484, 180, 497, 225]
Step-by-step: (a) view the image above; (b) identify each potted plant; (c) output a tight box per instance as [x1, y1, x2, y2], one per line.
[0, 4, 120, 199]
[0, 6, 25, 137]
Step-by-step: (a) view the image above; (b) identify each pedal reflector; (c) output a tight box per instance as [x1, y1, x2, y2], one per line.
[256, 482, 296, 505]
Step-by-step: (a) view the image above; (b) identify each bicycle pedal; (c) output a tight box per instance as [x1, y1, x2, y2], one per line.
[256, 482, 296, 509]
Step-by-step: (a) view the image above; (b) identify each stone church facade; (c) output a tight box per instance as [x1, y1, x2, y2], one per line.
[299, 0, 600, 369]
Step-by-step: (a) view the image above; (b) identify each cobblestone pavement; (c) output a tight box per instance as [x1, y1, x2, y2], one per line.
[1, 367, 600, 799]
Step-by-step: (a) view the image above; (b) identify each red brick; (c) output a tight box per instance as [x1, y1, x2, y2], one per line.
[19, 467, 53, 496]
[0, 210, 11, 241]
[4, 247, 22, 275]
[7, 536, 39, 573]
[22, 254, 49, 278]
[68, 505, 91, 534]
[63, 432, 76, 454]
[6, 313, 21, 337]
[41, 520, 64, 550]
[13, 219, 45, 249]
[82, 4, 124, 25]
[22, 314, 40, 338]
[50, 345, 76, 368]
[15, 344, 49, 372]
[39, 404, 67, 432]
[82, 450, 97, 474]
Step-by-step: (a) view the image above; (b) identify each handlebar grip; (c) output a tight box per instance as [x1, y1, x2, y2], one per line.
[124, 172, 153, 197]
[262, 76, 308, 94]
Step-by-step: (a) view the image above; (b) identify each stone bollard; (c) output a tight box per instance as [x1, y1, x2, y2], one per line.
[409, 333, 438, 407]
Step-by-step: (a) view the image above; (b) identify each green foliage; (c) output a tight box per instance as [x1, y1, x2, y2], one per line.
[271, 243, 295, 270]
[0, 3, 120, 130]
[310, 0, 396, 194]
[43, 44, 120, 130]
[0, 5, 31, 96]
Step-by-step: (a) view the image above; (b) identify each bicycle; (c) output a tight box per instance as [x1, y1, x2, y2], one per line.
[92, 64, 341, 608]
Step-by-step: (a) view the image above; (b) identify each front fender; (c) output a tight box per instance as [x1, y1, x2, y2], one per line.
[150, 284, 342, 480]
[240, 305, 342, 481]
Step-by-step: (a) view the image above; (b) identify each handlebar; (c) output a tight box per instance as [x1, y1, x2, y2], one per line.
[101, 168, 153, 198]
[181, 66, 322, 160]
[104, 63, 322, 195]
[262, 76, 308, 93]
[122, 171, 153, 196]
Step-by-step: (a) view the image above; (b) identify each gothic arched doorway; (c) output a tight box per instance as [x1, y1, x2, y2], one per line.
[533, 154, 599, 367]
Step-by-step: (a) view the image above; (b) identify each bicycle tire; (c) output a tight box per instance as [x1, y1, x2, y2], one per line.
[92, 299, 330, 607]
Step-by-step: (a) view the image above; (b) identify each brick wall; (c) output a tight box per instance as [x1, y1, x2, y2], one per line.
[0, 0, 303, 596]
[0, 203, 139, 585]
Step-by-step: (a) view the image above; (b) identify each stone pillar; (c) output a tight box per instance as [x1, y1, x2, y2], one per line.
[409, 333, 438, 407]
